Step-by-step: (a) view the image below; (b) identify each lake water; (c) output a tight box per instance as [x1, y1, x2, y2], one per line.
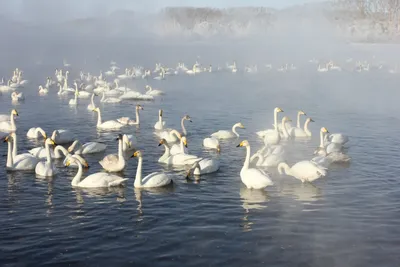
[1, 46, 400, 266]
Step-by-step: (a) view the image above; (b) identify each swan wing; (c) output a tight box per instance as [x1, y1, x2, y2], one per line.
[140, 172, 172, 188]
[82, 142, 107, 154]
[241, 168, 273, 189]
[99, 154, 118, 167]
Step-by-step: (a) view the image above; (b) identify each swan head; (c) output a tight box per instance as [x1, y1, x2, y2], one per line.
[307, 118, 315, 123]
[92, 107, 100, 112]
[321, 127, 329, 133]
[236, 140, 249, 148]
[46, 138, 57, 146]
[275, 107, 284, 113]
[184, 115, 192, 122]
[11, 109, 18, 116]
[145, 85, 150, 89]
[131, 150, 142, 158]
[136, 105, 144, 110]
[3, 135, 11, 143]
[158, 139, 167, 146]
[235, 122, 245, 129]
[299, 110, 306, 115]
[282, 116, 292, 123]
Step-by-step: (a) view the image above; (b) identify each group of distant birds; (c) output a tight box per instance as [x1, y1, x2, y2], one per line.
[0, 59, 351, 191]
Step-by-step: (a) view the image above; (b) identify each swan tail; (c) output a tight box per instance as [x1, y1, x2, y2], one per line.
[108, 178, 129, 187]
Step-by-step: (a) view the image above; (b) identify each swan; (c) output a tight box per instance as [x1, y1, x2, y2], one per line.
[11, 92, 25, 101]
[4, 135, 39, 171]
[210, 122, 245, 139]
[145, 85, 164, 96]
[312, 147, 351, 167]
[92, 107, 125, 130]
[87, 93, 97, 110]
[317, 127, 343, 154]
[51, 130, 75, 145]
[325, 132, 349, 145]
[289, 118, 314, 138]
[0, 109, 18, 132]
[68, 89, 79, 105]
[117, 105, 143, 125]
[277, 161, 327, 183]
[157, 129, 182, 144]
[57, 83, 70, 96]
[38, 86, 48, 95]
[170, 136, 189, 155]
[279, 116, 292, 140]
[158, 114, 192, 138]
[250, 148, 285, 168]
[99, 134, 127, 172]
[100, 91, 121, 103]
[158, 139, 202, 166]
[66, 158, 128, 188]
[9, 132, 39, 164]
[0, 109, 17, 122]
[317, 64, 329, 72]
[203, 137, 221, 152]
[256, 107, 284, 139]
[154, 109, 166, 130]
[26, 127, 46, 139]
[74, 82, 91, 98]
[68, 140, 107, 154]
[237, 140, 273, 189]
[283, 110, 306, 132]
[0, 80, 13, 92]
[187, 158, 220, 177]
[35, 138, 57, 177]
[131, 150, 172, 188]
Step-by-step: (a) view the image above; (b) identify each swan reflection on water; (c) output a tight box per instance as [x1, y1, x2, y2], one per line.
[275, 180, 322, 203]
[240, 187, 270, 232]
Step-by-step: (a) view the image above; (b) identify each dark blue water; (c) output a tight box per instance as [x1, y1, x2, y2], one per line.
[1, 53, 400, 267]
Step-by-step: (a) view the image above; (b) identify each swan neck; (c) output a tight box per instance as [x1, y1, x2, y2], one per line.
[243, 145, 251, 169]
[6, 140, 13, 168]
[96, 109, 102, 126]
[45, 141, 52, 165]
[304, 120, 311, 136]
[278, 163, 291, 175]
[297, 112, 301, 128]
[91, 94, 95, 106]
[54, 145, 68, 158]
[282, 120, 290, 138]
[232, 125, 239, 137]
[12, 134, 17, 158]
[135, 108, 140, 124]
[181, 118, 187, 136]
[273, 110, 278, 130]
[161, 143, 171, 161]
[10, 113, 16, 129]
[71, 161, 83, 186]
[319, 130, 324, 148]
[135, 156, 143, 187]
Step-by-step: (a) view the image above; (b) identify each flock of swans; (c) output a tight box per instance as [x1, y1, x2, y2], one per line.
[0, 60, 351, 192]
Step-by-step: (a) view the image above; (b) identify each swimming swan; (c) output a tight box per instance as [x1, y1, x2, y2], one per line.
[4, 135, 39, 171]
[0, 109, 18, 132]
[131, 150, 172, 188]
[66, 157, 128, 188]
[27, 127, 47, 139]
[158, 139, 202, 166]
[35, 138, 57, 177]
[187, 158, 220, 176]
[99, 134, 127, 172]
[257, 107, 283, 145]
[92, 107, 125, 130]
[277, 161, 327, 183]
[203, 137, 221, 152]
[237, 140, 273, 189]
[68, 140, 107, 154]
[289, 117, 314, 138]
[211, 122, 245, 139]
[154, 109, 166, 130]
[117, 105, 143, 125]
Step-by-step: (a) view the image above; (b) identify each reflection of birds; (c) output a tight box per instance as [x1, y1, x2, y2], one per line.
[276, 181, 322, 203]
[240, 187, 270, 212]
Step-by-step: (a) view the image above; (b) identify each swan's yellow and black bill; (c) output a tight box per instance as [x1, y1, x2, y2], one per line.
[49, 139, 57, 146]
[131, 151, 140, 158]
[3, 136, 9, 142]
[310, 118, 315, 122]
[158, 139, 165, 146]
[277, 107, 284, 112]
[65, 160, 71, 167]
[83, 162, 89, 168]
[236, 141, 244, 147]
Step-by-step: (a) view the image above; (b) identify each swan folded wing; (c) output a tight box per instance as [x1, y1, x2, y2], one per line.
[100, 154, 118, 166]
[83, 142, 106, 153]
[117, 117, 130, 124]
[141, 172, 171, 187]
[99, 121, 124, 129]
[242, 168, 273, 189]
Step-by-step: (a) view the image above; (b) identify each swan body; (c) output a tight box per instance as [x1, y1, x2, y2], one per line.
[250, 150, 285, 168]
[68, 140, 107, 154]
[211, 122, 245, 139]
[0, 109, 18, 132]
[92, 107, 125, 130]
[158, 139, 202, 166]
[278, 161, 327, 183]
[38, 86, 49, 95]
[203, 137, 221, 152]
[289, 117, 314, 138]
[317, 127, 344, 154]
[145, 85, 164, 96]
[66, 158, 128, 188]
[11, 92, 25, 101]
[101, 91, 121, 103]
[27, 127, 46, 139]
[51, 129, 74, 145]
[191, 158, 220, 176]
[99, 134, 126, 172]
[4, 134, 39, 171]
[257, 107, 283, 146]
[325, 133, 349, 145]
[237, 140, 273, 189]
[35, 138, 57, 177]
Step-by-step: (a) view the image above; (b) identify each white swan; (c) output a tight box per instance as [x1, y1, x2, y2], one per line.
[145, 85, 164, 96]
[57, 83, 70, 96]
[187, 158, 220, 176]
[289, 118, 314, 138]
[68, 89, 79, 105]
[154, 109, 166, 130]
[0, 109, 18, 132]
[4, 135, 39, 170]
[117, 105, 143, 125]
[325, 132, 349, 145]
[66, 158, 128, 188]
[74, 82, 91, 98]
[132, 150, 172, 188]
[312, 147, 351, 167]
[51, 130, 75, 145]
[27, 127, 46, 139]
[99, 134, 126, 172]
[68, 140, 107, 154]
[279, 116, 292, 140]
[283, 110, 305, 132]
[211, 122, 245, 139]
[158, 139, 202, 166]
[101, 91, 121, 103]
[256, 107, 283, 139]
[87, 93, 97, 110]
[157, 129, 182, 144]
[277, 161, 327, 183]
[11, 92, 25, 101]
[237, 140, 273, 189]
[38, 86, 48, 95]
[203, 137, 221, 152]
[35, 138, 57, 177]
[250, 148, 285, 168]
[92, 107, 125, 130]
[317, 127, 343, 154]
